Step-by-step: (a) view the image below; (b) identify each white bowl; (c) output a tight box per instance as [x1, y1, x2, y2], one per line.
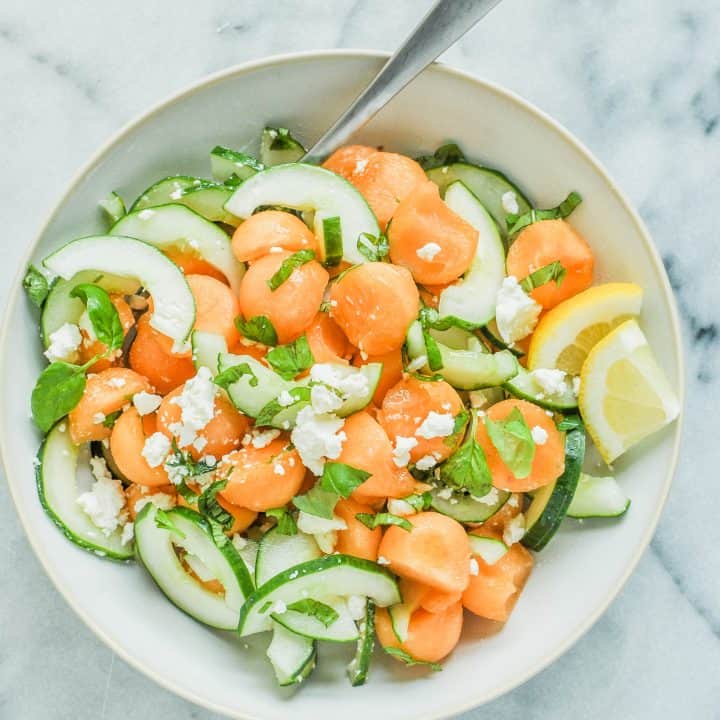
[1, 50, 683, 720]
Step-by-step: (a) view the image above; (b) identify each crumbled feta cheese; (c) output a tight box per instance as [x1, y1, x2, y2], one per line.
[415, 411, 455, 439]
[347, 595, 367, 621]
[169, 367, 217, 447]
[251, 428, 280, 449]
[310, 383, 344, 414]
[416, 242, 442, 261]
[405, 355, 427, 373]
[291, 406, 346, 475]
[277, 390, 296, 407]
[310, 364, 369, 403]
[392, 436, 418, 468]
[415, 454, 438, 471]
[501, 191, 520, 215]
[469, 558, 480, 576]
[141, 432, 171, 468]
[138, 209, 154, 220]
[201, 455, 217, 467]
[472, 487, 500, 505]
[133, 391, 162, 416]
[92, 412, 106, 425]
[120, 522, 134, 546]
[468, 391, 493, 409]
[507, 494, 520, 508]
[78, 310, 97, 342]
[106, 377, 127, 389]
[169, 188, 184, 200]
[296, 511, 347, 535]
[377, 556, 391, 566]
[193, 436, 208, 452]
[503, 513, 526, 545]
[268, 246, 283, 254]
[133, 492, 176, 514]
[531, 425, 548, 445]
[273, 463, 286, 476]
[313, 531, 338, 554]
[572, 376, 581, 396]
[76, 460, 127, 536]
[44, 323, 82, 363]
[531, 368, 568, 398]
[495, 276, 542, 344]
[387, 499, 416, 516]
[354, 158, 369, 174]
[435, 486, 453, 500]
[271, 600, 287, 615]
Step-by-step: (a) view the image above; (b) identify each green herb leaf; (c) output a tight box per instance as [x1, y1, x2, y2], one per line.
[444, 409, 469, 446]
[506, 191, 582, 237]
[266, 335, 314, 380]
[155, 508, 186, 538]
[235, 315, 278, 345]
[31, 362, 87, 433]
[384, 647, 442, 671]
[255, 386, 311, 427]
[356, 231, 390, 262]
[285, 599, 339, 628]
[423, 330, 444, 371]
[415, 143, 466, 171]
[176, 481, 200, 504]
[319, 462, 371, 499]
[198, 478, 233, 530]
[164, 440, 217, 483]
[267, 250, 316, 291]
[23, 266, 49, 308]
[322, 216, 343, 266]
[267, 127, 302, 151]
[419, 305, 478, 333]
[102, 409, 122, 429]
[557, 414, 583, 432]
[207, 518, 229, 547]
[70, 283, 124, 351]
[214, 362, 258, 390]
[485, 407, 536, 479]
[356, 512, 412, 532]
[520, 261, 567, 293]
[266, 507, 298, 535]
[439, 435, 492, 498]
[402, 492, 433, 512]
[293, 483, 340, 519]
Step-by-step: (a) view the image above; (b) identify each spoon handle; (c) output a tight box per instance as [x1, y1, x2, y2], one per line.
[302, 0, 503, 164]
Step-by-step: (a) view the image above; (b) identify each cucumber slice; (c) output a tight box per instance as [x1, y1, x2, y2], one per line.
[255, 528, 321, 587]
[468, 535, 508, 565]
[110, 204, 244, 295]
[274, 597, 360, 643]
[191, 331, 228, 375]
[406, 321, 518, 390]
[238, 555, 400, 636]
[224, 164, 380, 265]
[388, 602, 412, 643]
[347, 601, 375, 686]
[266, 623, 317, 686]
[503, 366, 578, 411]
[567, 473, 630, 518]
[480, 319, 525, 357]
[99, 191, 126, 223]
[211, 145, 264, 183]
[260, 128, 306, 166]
[430, 488, 510, 523]
[43, 235, 195, 350]
[438, 181, 505, 327]
[40, 269, 140, 347]
[36, 424, 133, 560]
[130, 175, 206, 210]
[522, 418, 585, 551]
[426, 162, 531, 236]
[134, 505, 254, 629]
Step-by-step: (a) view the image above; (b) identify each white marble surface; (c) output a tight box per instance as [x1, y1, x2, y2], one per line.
[1, 0, 718, 718]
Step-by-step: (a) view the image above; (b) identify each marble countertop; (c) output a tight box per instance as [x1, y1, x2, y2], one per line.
[1, 0, 718, 717]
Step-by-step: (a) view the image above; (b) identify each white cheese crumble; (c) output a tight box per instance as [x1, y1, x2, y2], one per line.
[313, 531, 338, 554]
[106, 377, 127, 388]
[405, 355, 428, 373]
[291, 406, 347, 475]
[310, 383, 343, 414]
[141, 432, 171, 468]
[392, 436, 418, 468]
[92, 412, 106, 425]
[310, 364, 369, 404]
[472, 487, 500, 505]
[377, 555, 391, 566]
[193, 436, 208, 452]
[531, 368, 568, 398]
[503, 513, 526, 546]
[273, 463, 286, 476]
[416, 242, 442, 261]
[120, 522, 134, 546]
[133, 391, 162, 416]
[469, 558, 480, 576]
[531, 425, 548, 446]
[354, 158, 369, 174]
[347, 595, 367, 621]
[44, 322, 82, 363]
[78, 310, 97, 342]
[297, 511, 347, 535]
[133, 492, 176, 514]
[501, 191, 520, 215]
[251, 428, 280, 449]
[138, 209, 155, 220]
[415, 411, 455, 439]
[495, 276, 542, 344]
[76, 458, 127, 536]
[169, 367, 217, 447]
[435, 486, 453, 500]
[270, 600, 287, 615]
[277, 390, 296, 407]
[387, 498, 417, 516]
[415, 454, 438, 471]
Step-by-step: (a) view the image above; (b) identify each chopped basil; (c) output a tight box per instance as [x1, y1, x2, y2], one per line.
[266, 507, 298, 535]
[423, 330, 443, 371]
[266, 127, 301, 151]
[234, 315, 278, 345]
[255, 386, 311, 427]
[155, 508, 186, 539]
[402, 492, 433, 512]
[23, 265, 49, 308]
[415, 143, 466, 171]
[506, 191, 582, 237]
[355, 512, 412, 532]
[520, 261, 567, 293]
[101, 410, 122, 429]
[266, 335, 314, 380]
[197, 478, 233, 530]
[70, 283, 124, 351]
[285, 599, 339, 628]
[557, 414, 583, 433]
[419, 305, 478, 333]
[319, 462, 371, 499]
[267, 250, 316, 291]
[485, 407, 535, 479]
[356, 230, 390, 262]
[214, 362, 258, 390]
[384, 647, 442, 671]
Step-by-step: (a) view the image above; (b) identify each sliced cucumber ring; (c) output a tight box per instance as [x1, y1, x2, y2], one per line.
[134, 505, 254, 629]
[430, 488, 510, 524]
[266, 623, 317, 686]
[468, 535, 508, 565]
[567, 473, 630, 518]
[191, 331, 228, 375]
[438, 181, 505, 327]
[37, 424, 133, 560]
[224, 164, 380, 265]
[255, 527, 321, 587]
[110, 204, 244, 295]
[503, 366, 578, 411]
[347, 601, 375, 686]
[522, 418, 585, 551]
[43, 235, 195, 350]
[260, 128, 306, 167]
[211, 145, 264, 183]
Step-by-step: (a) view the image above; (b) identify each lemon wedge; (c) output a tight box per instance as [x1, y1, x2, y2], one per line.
[579, 319, 680, 463]
[527, 282, 643, 374]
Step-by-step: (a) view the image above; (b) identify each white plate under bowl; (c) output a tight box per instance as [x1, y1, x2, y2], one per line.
[0, 50, 683, 720]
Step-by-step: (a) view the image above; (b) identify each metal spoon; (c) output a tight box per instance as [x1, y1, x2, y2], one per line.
[302, 0, 503, 164]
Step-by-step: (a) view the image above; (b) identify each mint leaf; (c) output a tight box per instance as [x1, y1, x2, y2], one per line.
[197, 478, 233, 530]
[402, 492, 433, 512]
[69, 283, 124, 351]
[384, 647, 442, 671]
[155, 509, 186, 538]
[485, 407, 535, 479]
[266, 335, 314, 380]
[285, 599, 339, 628]
[267, 249, 315, 291]
[266, 507, 297, 535]
[506, 191, 582, 237]
[235, 315, 278, 345]
[439, 438, 492, 498]
[293, 483, 340, 519]
[102, 409, 122, 429]
[214, 362, 258, 390]
[415, 143, 466, 171]
[319, 462, 371, 498]
[357, 231, 390, 262]
[423, 330, 443, 371]
[520, 261, 567, 293]
[255, 386, 311, 427]
[23, 266, 49, 308]
[31, 362, 87, 433]
[355, 512, 412, 532]
[164, 440, 217, 479]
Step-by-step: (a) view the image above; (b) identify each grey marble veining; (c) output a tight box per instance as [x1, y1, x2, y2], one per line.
[1, 0, 718, 718]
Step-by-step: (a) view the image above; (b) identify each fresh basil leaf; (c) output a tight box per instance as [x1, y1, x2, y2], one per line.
[285, 599, 339, 628]
[155, 508, 186, 538]
[207, 518, 229, 547]
[23, 266, 49, 308]
[214, 362, 258, 390]
[520, 261, 567, 293]
[267, 126, 301, 151]
[164, 441, 217, 482]
[445, 409, 469, 446]
[235, 315, 278, 345]
[356, 512, 412, 532]
[198, 478, 233, 530]
[255, 386, 311, 427]
[439, 436, 492, 498]
[356, 231, 390, 262]
[402, 492, 433, 512]
[506, 191, 582, 237]
[266, 507, 298, 535]
[319, 462, 371, 499]
[69, 283, 124, 351]
[266, 335, 314, 380]
[293, 483, 340, 519]
[384, 647, 442, 671]
[423, 330, 443, 371]
[267, 249, 316, 291]
[102, 409, 122, 429]
[485, 407, 535, 479]
[31, 362, 87, 433]
[557, 414, 583, 432]
[415, 143, 466, 171]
